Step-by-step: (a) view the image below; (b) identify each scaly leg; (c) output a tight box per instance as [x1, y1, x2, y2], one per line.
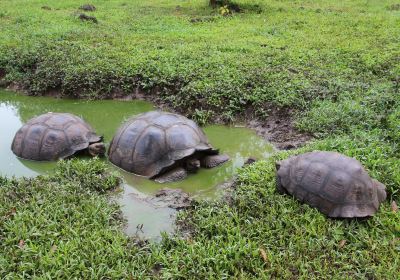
[201, 154, 229, 168]
[154, 167, 188, 183]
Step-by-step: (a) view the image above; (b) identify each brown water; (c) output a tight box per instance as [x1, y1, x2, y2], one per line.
[0, 90, 275, 239]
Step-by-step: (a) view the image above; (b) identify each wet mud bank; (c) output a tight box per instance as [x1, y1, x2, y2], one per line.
[126, 88, 313, 150]
[247, 108, 313, 150]
[1, 79, 312, 150]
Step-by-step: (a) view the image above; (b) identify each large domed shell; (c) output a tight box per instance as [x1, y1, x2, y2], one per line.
[276, 151, 386, 218]
[108, 111, 216, 177]
[11, 113, 101, 161]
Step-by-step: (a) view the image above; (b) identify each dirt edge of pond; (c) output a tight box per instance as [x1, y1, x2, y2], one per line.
[114, 89, 313, 150]
[2, 82, 313, 150]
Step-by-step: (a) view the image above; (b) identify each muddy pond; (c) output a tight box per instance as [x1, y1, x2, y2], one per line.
[0, 90, 275, 239]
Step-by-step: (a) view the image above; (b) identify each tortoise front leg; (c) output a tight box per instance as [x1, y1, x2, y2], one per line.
[201, 154, 229, 168]
[154, 167, 188, 183]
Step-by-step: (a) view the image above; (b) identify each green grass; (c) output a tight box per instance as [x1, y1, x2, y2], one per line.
[1, 0, 399, 278]
[165, 155, 399, 279]
[0, 159, 143, 279]
[1, 157, 399, 278]
[0, 0, 399, 122]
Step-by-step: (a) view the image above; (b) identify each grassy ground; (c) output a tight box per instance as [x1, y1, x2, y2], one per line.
[1, 155, 399, 278]
[0, 0, 399, 122]
[0, 0, 399, 278]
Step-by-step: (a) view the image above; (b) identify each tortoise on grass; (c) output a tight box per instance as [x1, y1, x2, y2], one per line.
[108, 111, 229, 183]
[276, 151, 386, 218]
[12, 112, 105, 161]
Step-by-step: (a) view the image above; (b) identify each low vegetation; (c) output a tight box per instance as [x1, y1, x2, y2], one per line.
[0, 159, 142, 278]
[0, 0, 399, 278]
[0, 0, 398, 123]
[1, 156, 398, 278]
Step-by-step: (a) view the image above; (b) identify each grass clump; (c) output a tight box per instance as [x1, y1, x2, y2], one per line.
[0, 159, 151, 279]
[387, 3, 400, 11]
[388, 105, 400, 141]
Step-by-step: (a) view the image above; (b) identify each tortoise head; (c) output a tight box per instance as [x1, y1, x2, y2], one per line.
[186, 157, 201, 173]
[88, 142, 106, 157]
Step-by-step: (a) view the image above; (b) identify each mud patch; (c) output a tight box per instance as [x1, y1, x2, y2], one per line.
[146, 188, 193, 209]
[41, 87, 63, 98]
[110, 85, 148, 101]
[248, 108, 313, 150]
[78, 13, 98, 23]
[109, 85, 177, 114]
[79, 4, 96, 12]
[190, 16, 216, 23]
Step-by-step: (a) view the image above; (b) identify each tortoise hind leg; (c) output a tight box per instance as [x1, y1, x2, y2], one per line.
[201, 154, 229, 168]
[154, 167, 188, 183]
[275, 174, 287, 194]
[373, 179, 387, 203]
[275, 161, 287, 194]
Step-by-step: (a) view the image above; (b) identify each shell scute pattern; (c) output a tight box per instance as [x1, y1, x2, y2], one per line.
[166, 124, 201, 151]
[301, 162, 330, 193]
[64, 123, 90, 150]
[12, 113, 100, 161]
[44, 114, 69, 129]
[39, 129, 67, 159]
[21, 124, 47, 160]
[108, 111, 216, 178]
[322, 170, 351, 202]
[277, 151, 386, 218]
[152, 113, 181, 128]
[132, 126, 169, 177]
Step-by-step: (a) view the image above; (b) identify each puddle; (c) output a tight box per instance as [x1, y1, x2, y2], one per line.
[0, 90, 275, 240]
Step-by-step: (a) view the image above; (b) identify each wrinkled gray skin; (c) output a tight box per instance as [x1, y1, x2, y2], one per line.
[88, 142, 106, 157]
[154, 154, 229, 183]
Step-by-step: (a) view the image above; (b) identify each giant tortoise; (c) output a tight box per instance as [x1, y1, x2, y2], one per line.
[108, 111, 229, 183]
[12, 112, 105, 161]
[276, 151, 386, 218]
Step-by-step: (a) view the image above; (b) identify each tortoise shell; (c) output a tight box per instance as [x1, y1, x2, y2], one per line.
[108, 111, 216, 177]
[12, 113, 101, 161]
[276, 151, 386, 218]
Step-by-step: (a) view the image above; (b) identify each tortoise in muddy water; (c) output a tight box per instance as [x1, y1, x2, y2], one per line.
[108, 111, 229, 183]
[12, 112, 105, 161]
[276, 151, 386, 218]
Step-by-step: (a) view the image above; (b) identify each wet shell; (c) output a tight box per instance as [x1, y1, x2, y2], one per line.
[12, 113, 101, 161]
[108, 111, 216, 177]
